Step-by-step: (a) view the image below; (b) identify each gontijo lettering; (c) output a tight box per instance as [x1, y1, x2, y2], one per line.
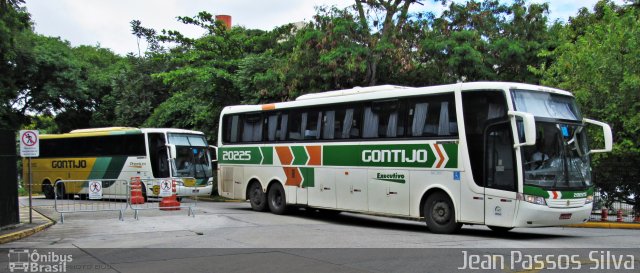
[51, 160, 87, 169]
[362, 149, 428, 163]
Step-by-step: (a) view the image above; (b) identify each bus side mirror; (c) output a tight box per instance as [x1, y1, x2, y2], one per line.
[509, 111, 536, 148]
[167, 144, 177, 159]
[209, 145, 218, 163]
[584, 118, 613, 153]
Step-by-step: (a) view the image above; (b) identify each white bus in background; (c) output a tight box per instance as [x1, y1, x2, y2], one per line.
[216, 82, 612, 233]
[26, 127, 215, 200]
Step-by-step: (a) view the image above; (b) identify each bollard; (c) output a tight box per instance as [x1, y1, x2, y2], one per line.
[601, 208, 608, 222]
[130, 177, 145, 205]
[616, 209, 623, 222]
[159, 179, 181, 211]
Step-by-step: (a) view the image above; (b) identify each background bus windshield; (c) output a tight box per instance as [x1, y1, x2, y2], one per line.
[168, 134, 212, 178]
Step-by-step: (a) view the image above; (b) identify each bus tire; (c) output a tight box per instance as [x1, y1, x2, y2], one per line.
[141, 183, 148, 202]
[248, 181, 268, 212]
[42, 181, 55, 199]
[488, 226, 513, 233]
[424, 192, 461, 234]
[267, 182, 287, 215]
[54, 180, 66, 200]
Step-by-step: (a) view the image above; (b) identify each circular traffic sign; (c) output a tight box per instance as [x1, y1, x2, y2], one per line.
[21, 131, 38, 147]
[90, 181, 102, 193]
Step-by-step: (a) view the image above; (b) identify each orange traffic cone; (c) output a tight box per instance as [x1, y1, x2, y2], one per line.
[130, 177, 145, 204]
[159, 179, 181, 211]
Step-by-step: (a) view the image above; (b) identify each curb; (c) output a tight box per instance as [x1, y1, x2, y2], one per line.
[0, 209, 55, 244]
[197, 196, 244, 203]
[566, 221, 640, 229]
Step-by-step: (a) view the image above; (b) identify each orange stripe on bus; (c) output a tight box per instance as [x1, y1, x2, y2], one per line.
[275, 146, 293, 165]
[305, 146, 322, 166]
[261, 104, 276, 111]
[283, 167, 302, 187]
[434, 144, 445, 168]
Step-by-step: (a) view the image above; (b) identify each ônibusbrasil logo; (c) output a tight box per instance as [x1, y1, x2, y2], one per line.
[8, 249, 72, 272]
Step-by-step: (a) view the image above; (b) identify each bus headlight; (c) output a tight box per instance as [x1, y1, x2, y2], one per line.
[518, 193, 547, 205]
[175, 180, 185, 187]
[585, 195, 593, 204]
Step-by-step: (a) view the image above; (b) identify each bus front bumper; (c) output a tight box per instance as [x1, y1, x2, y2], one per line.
[514, 201, 592, 227]
[176, 185, 213, 197]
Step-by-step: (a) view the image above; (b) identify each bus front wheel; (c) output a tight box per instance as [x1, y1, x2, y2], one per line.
[267, 183, 287, 215]
[249, 181, 268, 212]
[54, 181, 66, 200]
[424, 192, 461, 234]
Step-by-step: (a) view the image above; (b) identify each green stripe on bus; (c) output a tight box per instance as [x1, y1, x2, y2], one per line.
[523, 185, 594, 199]
[104, 156, 127, 179]
[88, 157, 112, 179]
[523, 185, 549, 198]
[260, 147, 273, 165]
[323, 144, 458, 168]
[291, 146, 308, 165]
[300, 167, 315, 188]
[444, 144, 458, 168]
[219, 147, 263, 164]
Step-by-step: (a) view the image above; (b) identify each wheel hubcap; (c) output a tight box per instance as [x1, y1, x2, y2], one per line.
[432, 201, 450, 224]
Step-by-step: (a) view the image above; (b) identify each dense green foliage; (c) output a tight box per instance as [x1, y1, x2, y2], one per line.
[1, 0, 638, 210]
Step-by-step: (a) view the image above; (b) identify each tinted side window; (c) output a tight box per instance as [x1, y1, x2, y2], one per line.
[40, 134, 146, 157]
[222, 115, 240, 143]
[408, 94, 457, 137]
[241, 114, 263, 142]
[363, 100, 405, 138]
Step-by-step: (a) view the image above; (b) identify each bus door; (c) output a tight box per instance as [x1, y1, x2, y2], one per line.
[483, 122, 517, 227]
[462, 90, 521, 225]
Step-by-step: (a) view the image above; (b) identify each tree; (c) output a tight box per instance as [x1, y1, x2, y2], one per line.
[540, 1, 640, 215]
[420, 0, 555, 84]
[0, 0, 30, 129]
[354, 0, 423, 86]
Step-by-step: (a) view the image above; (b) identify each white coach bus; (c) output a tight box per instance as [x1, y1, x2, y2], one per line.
[216, 82, 612, 233]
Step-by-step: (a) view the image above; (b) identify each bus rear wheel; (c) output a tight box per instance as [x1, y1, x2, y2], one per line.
[249, 182, 268, 212]
[42, 181, 55, 199]
[424, 192, 461, 234]
[267, 183, 287, 215]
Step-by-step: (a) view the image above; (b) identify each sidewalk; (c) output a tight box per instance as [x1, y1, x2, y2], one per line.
[0, 206, 55, 244]
[567, 221, 640, 229]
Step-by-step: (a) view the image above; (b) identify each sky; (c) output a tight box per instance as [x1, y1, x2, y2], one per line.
[24, 0, 624, 56]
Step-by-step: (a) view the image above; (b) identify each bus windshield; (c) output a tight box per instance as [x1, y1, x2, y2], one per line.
[521, 122, 592, 190]
[512, 89, 582, 121]
[168, 133, 212, 179]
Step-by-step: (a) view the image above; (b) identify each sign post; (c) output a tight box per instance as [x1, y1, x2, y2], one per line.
[19, 130, 39, 224]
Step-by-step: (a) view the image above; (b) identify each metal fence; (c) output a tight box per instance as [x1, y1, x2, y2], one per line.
[130, 178, 198, 220]
[54, 179, 129, 223]
[589, 194, 639, 223]
[52, 177, 199, 222]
